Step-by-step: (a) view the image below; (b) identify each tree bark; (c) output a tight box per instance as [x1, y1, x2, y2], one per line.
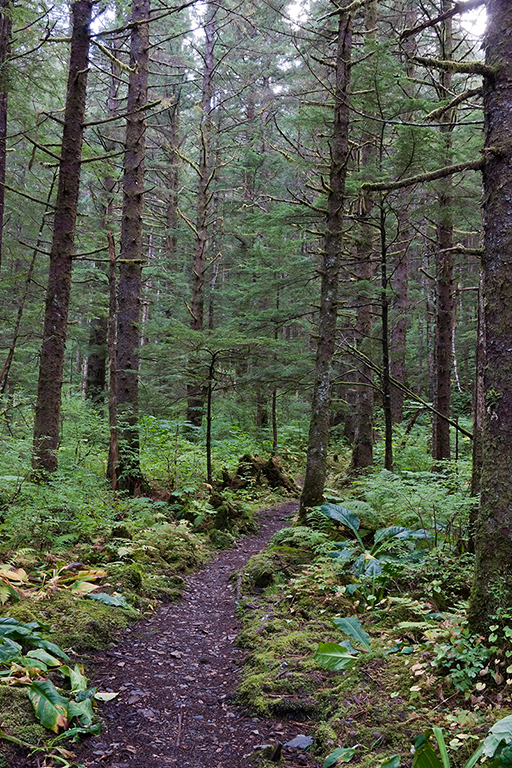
[468, 0, 512, 633]
[471, 271, 485, 497]
[85, 317, 108, 406]
[112, 0, 150, 494]
[351, 0, 377, 471]
[32, 0, 93, 474]
[380, 202, 393, 472]
[107, 232, 119, 489]
[432, 3, 454, 464]
[0, 0, 11, 274]
[299, 3, 352, 518]
[186, 0, 216, 427]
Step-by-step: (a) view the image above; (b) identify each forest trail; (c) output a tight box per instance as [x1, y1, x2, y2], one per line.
[75, 501, 321, 768]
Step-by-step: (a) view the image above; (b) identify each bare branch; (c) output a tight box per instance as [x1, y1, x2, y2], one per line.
[402, 0, 485, 39]
[425, 87, 482, 121]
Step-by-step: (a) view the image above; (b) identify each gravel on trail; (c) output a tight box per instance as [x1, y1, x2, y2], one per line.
[71, 500, 322, 768]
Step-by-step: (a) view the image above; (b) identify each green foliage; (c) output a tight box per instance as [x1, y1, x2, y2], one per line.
[432, 629, 490, 692]
[0, 617, 106, 736]
[314, 615, 370, 672]
[320, 502, 429, 607]
[350, 468, 472, 541]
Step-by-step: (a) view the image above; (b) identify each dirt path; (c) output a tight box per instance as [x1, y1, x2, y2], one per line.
[75, 501, 321, 768]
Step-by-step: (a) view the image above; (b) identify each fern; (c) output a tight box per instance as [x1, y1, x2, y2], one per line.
[306, 507, 333, 532]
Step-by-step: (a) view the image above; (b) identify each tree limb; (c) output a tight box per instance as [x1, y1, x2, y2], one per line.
[360, 158, 483, 193]
[343, 341, 473, 439]
[425, 87, 482, 121]
[413, 56, 496, 79]
[401, 0, 485, 39]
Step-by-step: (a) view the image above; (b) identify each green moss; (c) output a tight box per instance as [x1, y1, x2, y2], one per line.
[0, 686, 47, 745]
[34, 593, 133, 651]
[313, 722, 338, 755]
[208, 529, 236, 549]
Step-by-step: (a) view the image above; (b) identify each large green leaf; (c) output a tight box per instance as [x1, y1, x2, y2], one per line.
[315, 643, 357, 671]
[87, 592, 136, 612]
[68, 697, 94, 726]
[380, 757, 401, 768]
[26, 648, 62, 667]
[432, 727, 450, 768]
[323, 747, 358, 767]
[321, 504, 360, 535]
[60, 663, 88, 691]
[28, 680, 69, 732]
[374, 526, 418, 544]
[26, 635, 70, 661]
[484, 715, 512, 758]
[463, 744, 484, 768]
[0, 618, 35, 638]
[0, 637, 22, 663]
[411, 736, 444, 768]
[332, 616, 371, 651]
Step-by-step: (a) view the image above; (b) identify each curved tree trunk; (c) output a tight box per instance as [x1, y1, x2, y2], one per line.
[298, 3, 352, 518]
[32, 0, 93, 474]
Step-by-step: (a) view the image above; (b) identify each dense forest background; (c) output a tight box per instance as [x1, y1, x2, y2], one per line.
[0, 0, 484, 468]
[8, 3, 512, 767]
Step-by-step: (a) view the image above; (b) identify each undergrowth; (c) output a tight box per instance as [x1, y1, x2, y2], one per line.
[236, 422, 511, 768]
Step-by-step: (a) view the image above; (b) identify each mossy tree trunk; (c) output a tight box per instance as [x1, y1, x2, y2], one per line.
[298, 2, 352, 519]
[468, 0, 512, 633]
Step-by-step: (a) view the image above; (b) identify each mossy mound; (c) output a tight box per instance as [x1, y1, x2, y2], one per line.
[0, 686, 47, 746]
[5, 592, 134, 652]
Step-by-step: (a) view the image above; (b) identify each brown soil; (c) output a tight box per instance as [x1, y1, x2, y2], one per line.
[3, 501, 321, 768]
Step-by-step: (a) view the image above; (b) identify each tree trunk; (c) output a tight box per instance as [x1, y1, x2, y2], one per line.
[380, 202, 394, 472]
[107, 233, 119, 489]
[32, 0, 93, 474]
[390, 222, 409, 424]
[389, 1, 416, 424]
[85, 27, 121, 407]
[112, 0, 150, 494]
[471, 271, 485, 497]
[85, 317, 107, 406]
[351, 0, 377, 471]
[0, 0, 11, 274]
[432, 4, 454, 464]
[186, 0, 216, 427]
[298, 4, 352, 518]
[468, 0, 512, 633]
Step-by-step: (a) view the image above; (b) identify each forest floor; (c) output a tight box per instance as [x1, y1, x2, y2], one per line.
[62, 499, 319, 768]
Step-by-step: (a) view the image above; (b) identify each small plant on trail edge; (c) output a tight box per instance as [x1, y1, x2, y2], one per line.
[320, 502, 429, 608]
[323, 713, 512, 768]
[314, 615, 371, 671]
